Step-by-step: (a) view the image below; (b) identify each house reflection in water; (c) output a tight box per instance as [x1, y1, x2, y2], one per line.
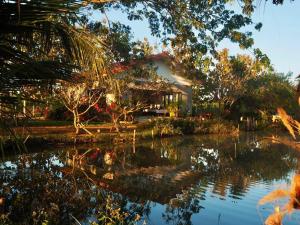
[2, 133, 300, 225]
[65, 134, 298, 206]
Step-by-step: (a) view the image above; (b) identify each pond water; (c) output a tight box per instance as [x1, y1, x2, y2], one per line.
[1, 133, 300, 225]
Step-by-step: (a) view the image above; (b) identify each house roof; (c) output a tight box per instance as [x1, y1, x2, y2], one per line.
[127, 81, 185, 93]
[111, 52, 192, 86]
[111, 51, 171, 74]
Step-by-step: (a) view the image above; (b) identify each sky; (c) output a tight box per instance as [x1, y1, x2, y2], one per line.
[220, 1, 300, 80]
[93, 1, 300, 80]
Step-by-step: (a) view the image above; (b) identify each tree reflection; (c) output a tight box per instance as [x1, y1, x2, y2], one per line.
[0, 151, 101, 224]
[189, 135, 298, 198]
[0, 133, 299, 225]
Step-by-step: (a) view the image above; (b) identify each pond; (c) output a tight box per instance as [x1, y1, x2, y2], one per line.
[1, 133, 300, 225]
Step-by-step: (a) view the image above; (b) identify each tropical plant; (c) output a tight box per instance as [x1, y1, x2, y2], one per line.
[277, 107, 300, 140]
[171, 119, 196, 134]
[0, 0, 110, 140]
[1, 0, 108, 93]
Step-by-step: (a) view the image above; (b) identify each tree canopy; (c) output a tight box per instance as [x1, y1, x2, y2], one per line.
[0, 0, 294, 125]
[3, 0, 289, 87]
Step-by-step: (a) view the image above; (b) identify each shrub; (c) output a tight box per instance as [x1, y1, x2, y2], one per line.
[171, 118, 196, 134]
[153, 118, 182, 137]
[196, 119, 238, 134]
[47, 105, 72, 121]
[147, 118, 197, 136]
[140, 117, 238, 136]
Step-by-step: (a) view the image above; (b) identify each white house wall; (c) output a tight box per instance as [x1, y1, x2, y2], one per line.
[153, 61, 192, 86]
[109, 57, 193, 114]
[152, 60, 193, 113]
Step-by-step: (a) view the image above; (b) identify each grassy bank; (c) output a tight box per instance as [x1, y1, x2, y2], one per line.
[0, 118, 244, 153]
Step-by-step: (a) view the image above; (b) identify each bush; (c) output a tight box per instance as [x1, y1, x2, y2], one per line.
[144, 118, 197, 136]
[196, 119, 238, 134]
[153, 118, 182, 137]
[47, 105, 72, 121]
[139, 117, 238, 137]
[171, 118, 196, 134]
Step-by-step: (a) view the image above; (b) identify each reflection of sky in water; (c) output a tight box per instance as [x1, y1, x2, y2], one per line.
[2, 133, 300, 225]
[0, 161, 17, 169]
[191, 148, 218, 167]
[134, 171, 300, 225]
[0, 155, 63, 168]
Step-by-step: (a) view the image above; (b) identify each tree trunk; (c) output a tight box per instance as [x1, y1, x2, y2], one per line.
[108, 112, 120, 133]
[218, 99, 222, 116]
[73, 110, 80, 135]
[113, 119, 120, 133]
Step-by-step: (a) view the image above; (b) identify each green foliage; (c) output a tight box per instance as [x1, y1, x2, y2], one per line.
[88, 21, 133, 62]
[132, 38, 157, 59]
[244, 72, 299, 116]
[171, 119, 196, 135]
[256, 111, 271, 130]
[167, 102, 179, 117]
[147, 118, 197, 136]
[196, 119, 239, 135]
[96, 1, 253, 51]
[0, 0, 109, 137]
[93, 195, 141, 225]
[241, 0, 287, 15]
[94, 0, 258, 80]
[191, 47, 297, 124]
[0, 0, 266, 136]
[47, 104, 71, 121]
[153, 119, 182, 137]
[141, 118, 239, 136]
[1, 0, 108, 93]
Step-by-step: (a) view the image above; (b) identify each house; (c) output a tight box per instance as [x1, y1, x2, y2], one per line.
[110, 52, 193, 116]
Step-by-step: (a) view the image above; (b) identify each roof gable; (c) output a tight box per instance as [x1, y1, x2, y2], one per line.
[111, 52, 192, 86]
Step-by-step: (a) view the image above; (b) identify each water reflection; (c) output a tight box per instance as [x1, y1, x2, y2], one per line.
[1, 133, 300, 224]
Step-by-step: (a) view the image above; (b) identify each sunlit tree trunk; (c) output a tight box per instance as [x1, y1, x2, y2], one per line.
[112, 114, 120, 133]
[72, 109, 80, 135]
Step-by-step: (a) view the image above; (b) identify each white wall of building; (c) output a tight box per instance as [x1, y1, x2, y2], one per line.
[153, 61, 192, 86]
[152, 60, 193, 113]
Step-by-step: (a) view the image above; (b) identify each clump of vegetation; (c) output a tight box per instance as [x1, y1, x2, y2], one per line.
[150, 118, 198, 135]
[93, 195, 142, 225]
[196, 119, 239, 135]
[0, 214, 12, 225]
[171, 119, 196, 134]
[139, 117, 238, 138]
[153, 119, 182, 137]
[46, 102, 72, 121]
[167, 102, 179, 118]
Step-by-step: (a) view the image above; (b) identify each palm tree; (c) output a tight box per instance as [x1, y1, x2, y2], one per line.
[0, 0, 108, 100]
[0, 0, 111, 141]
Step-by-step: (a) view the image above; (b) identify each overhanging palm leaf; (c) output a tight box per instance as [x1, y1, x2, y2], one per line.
[0, 0, 109, 95]
[0, 0, 110, 141]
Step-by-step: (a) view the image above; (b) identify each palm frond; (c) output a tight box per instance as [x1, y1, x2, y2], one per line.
[277, 108, 296, 139]
[0, 0, 110, 138]
[0, 0, 109, 98]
